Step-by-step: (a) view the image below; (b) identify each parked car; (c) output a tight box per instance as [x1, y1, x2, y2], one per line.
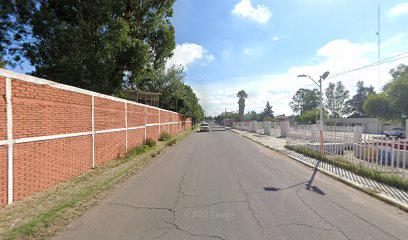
[384, 127, 405, 138]
[200, 122, 210, 132]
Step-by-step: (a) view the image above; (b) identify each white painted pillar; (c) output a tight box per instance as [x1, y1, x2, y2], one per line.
[406, 119, 408, 138]
[280, 121, 290, 138]
[91, 96, 95, 169]
[250, 121, 257, 132]
[263, 121, 271, 135]
[353, 125, 363, 143]
[6, 77, 13, 204]
[144, 106, 147, 141]
[125, 102, 128, 151]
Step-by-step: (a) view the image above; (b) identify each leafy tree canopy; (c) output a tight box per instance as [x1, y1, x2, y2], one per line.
[289, 88, 319, 116]
[325, 81, 349, 118]
[345, 81, 374, 118]
[2, 0, 176, 95]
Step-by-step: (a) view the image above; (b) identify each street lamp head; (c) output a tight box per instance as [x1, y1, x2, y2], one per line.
[321, 71, 330, 80]
[297, 74, 307, 78]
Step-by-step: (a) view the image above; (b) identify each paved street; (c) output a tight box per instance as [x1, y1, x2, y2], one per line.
[55, 125, 408, 240]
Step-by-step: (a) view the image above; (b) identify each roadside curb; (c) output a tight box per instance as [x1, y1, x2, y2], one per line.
[230, 128, 408, 212]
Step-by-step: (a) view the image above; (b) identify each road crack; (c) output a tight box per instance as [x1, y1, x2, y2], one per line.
[294, 188, 352, 240]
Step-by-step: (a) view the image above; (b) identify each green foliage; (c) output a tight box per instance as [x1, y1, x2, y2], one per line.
[289, 88, 319, 116]
[299, 109, 328, 124]
[237, 90, 248, 121]
[136, 65, 204, 123]
[384, 64, 408, 119]
[363, 93, 395, 119]
[261, 101, 274, 120]
[131, 145, 150, 155]
[325, 81, 349, 118]
[159, 132, 171, 141]
[4, 0, 176, 95]
[215, 111, 239, 122]
[245, 110, 260, 121]
[345, 81, 375, 117]
[144, 138, 157, 148]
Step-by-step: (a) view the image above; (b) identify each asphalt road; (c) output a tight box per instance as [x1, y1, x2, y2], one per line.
[55, 125, 408, 240]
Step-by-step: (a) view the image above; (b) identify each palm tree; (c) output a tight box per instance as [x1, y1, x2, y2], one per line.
[237, 90, 248, 121]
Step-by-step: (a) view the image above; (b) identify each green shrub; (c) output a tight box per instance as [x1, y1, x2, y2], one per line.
[144, 138, 157, 148]
[131, 145, 150, 155]
[159, 132, 171, 141]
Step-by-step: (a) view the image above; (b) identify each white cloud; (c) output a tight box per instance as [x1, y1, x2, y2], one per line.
[193, 35, 408, 116]
[271, 35, 288, 41]
[231, 0, 272, 24]
[166, 43, 214, 69]
[389, 2, 408, 17]
[316, 39, 376, 58]
[271, 36, 280, 41]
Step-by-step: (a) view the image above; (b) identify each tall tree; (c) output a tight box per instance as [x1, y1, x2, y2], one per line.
[3, 0, 176, 95]
[289, 88, 319, 115]
[135, 65, 204, 122]
[345, 81, 375, 117]
[261, 101, 274, 120]
[383, 64, 408, 119]
[237, 90, 248, 122]
[325, 81, 349, 118]
[363, 93, 395, 119]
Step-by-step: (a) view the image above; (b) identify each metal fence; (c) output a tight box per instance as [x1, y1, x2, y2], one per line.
[286, 127, 408, 178]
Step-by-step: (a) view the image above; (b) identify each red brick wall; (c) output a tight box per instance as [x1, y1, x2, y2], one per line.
[146, 126, 160, 140]
[12, 79, 92, 139]
[146, 108, 159, 124]
[13, 136, 92, 201]
[0, 146, 7, 205]
[0, 77, 6, 140]
[95, 97, 125, 131]
[128, 128, 145, 150]
[0, 72, 190, 205]
[127, 104, 145, 127]
[95, 131, 126, 166]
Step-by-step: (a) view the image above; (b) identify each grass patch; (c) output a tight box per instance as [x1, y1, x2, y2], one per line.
[1, 129, 192, 240]
[285, 145, 408, 192]
[130, 145, 150, 156]
[144, 138, 157, 148]
[159, 132, 171, 141]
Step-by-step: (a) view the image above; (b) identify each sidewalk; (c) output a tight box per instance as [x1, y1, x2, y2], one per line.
[229, 128, 408, 210]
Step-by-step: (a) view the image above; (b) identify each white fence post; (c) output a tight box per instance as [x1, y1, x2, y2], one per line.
[6, 77, 13, 204]
[91, 96, 95, 169]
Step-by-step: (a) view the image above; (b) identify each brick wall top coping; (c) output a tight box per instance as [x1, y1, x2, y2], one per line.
[0, 68, 177, 114]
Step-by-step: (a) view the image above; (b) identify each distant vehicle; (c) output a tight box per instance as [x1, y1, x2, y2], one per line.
[384, 128, 405, 138]
[200, 122, 210, 132]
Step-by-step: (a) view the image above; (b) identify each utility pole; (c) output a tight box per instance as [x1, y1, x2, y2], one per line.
[298, 71, 330, 156]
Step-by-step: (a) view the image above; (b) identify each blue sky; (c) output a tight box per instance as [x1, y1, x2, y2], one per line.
[167, 0, 408, 116]
[7, 0, 408, 116]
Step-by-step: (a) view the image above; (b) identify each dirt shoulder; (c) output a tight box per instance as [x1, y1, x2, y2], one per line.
[0, 129, 192, 240]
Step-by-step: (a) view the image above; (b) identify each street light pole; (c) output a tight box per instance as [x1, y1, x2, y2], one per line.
[298, 71, 330, 156]
[318, 75, 324, 156]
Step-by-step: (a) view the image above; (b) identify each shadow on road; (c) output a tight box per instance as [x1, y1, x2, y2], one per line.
[263, 159, 326, 196]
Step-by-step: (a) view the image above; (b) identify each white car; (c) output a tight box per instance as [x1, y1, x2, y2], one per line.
[384, 127, 405, 138]
[200, 122, 210, 132]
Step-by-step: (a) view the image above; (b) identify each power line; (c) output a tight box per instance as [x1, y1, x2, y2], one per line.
[268, 51, 408, 106]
